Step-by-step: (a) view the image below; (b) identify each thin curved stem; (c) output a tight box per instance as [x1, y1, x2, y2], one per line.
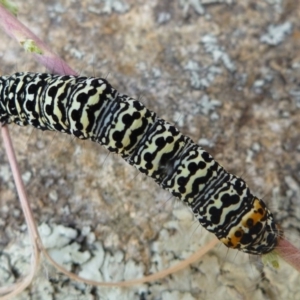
[39, 237, 219, 287]
[0, 125, 40, 299]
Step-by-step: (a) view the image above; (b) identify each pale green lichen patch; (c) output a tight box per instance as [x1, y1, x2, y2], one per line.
[20, 39, 43, 54]
[0, 0, 18, 16]
[262, 250, 280, 269]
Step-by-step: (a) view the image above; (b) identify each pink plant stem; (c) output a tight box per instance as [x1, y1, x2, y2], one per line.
[1, 126, 39, 239]
[0, 125, 40, 299]
[276, 238, 300, 272]
[0, 4, 77, 76]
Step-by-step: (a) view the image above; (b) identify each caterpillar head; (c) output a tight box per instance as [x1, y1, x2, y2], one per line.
[220, 198, 280, 255]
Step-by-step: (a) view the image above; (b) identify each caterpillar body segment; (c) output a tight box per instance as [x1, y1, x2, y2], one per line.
[0, 72, 279, 255]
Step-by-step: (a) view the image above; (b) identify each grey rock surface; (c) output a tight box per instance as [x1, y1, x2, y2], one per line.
[0, 0, 300, 299]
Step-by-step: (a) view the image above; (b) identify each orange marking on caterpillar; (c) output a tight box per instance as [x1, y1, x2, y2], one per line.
[220, 199, 270, 251]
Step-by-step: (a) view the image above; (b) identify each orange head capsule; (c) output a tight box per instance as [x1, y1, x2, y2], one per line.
[220, 198, 279, 254]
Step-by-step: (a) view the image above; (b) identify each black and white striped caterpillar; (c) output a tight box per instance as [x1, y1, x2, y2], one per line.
[0, 72, 280, 255]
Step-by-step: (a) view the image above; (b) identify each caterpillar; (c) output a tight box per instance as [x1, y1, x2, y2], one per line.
[0, 72, 280, 255]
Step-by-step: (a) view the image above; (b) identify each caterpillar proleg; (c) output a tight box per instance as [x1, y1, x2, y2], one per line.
[0, 72, 280, 255]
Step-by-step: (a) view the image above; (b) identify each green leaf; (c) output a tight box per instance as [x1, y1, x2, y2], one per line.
[20, 39, 43, 54]
[0, 0, 18, 16]
[262, 250, 280, 269]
